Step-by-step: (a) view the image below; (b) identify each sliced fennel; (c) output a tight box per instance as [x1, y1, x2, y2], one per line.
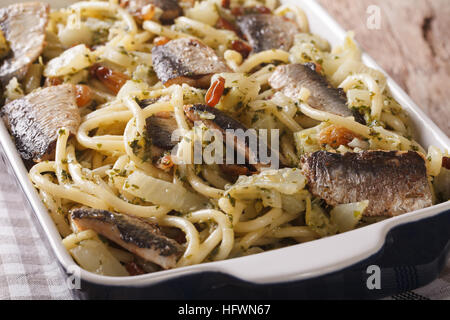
[330, 200, 369, 233]
[225, 168, 307, 208]
[227, 168, 307, 195]
[124, 170, 209, 214]
[69, 239, 129, 277]
[44, 44, 96, 77]
[306, 200, 369, 236]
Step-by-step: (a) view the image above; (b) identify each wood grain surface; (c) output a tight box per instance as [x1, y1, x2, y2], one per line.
[316, 0, 450, 136]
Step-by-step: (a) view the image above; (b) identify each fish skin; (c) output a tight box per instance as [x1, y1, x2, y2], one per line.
[269, 63, 366, 124]
[151, 38, 231, 88]
[183, 104, 255, 166]
[236, 14, 299, 53]
[301, 150, 432, 217]
[1, 84, 80, 162]
[125, 0, 182, 23]
[184, 104, 248, 132]
[146, 112, 179, 150]
[0, 2, 49, 85]
[71, 208, 183, 270]
[184, 104, 285, 171]
[151, 0, 182, 22]
[138, 98, 160, 109]
[442, 156, 450, 170]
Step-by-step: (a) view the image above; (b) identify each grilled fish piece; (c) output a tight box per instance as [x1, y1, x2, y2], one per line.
[184, 104, 248, 133]
[443, 156, 450, 170]
[269, 63, 365, 124]
[301, 151, 432, 217]
[151, 38, 231, 88]
[236, 14, 299, 53]
[0, 2, 49, 85]
[71, 208, 183, 269]
[123, 0, 182, 23]
[184, 104, 284, 171]
[138, 98, 160, 108]
[1, 84, 80, 162]
[146, 112, 178, 150]
[137, 95, 171, 108]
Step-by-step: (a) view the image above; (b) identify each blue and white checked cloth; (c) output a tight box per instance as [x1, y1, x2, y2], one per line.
[0, 159, 72, 299]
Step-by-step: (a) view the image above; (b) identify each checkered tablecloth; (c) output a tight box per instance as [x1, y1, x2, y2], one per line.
[0, 159, 73, 299]
[0, 156, 448, 300]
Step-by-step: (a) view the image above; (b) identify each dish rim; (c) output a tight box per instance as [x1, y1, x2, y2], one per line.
[0, 0, 448, 288]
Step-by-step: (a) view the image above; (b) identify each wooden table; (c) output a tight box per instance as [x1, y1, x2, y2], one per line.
[317, 0, 450, 136]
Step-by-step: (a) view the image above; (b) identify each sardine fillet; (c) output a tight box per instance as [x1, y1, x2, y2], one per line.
[1, 84, 80, 161]
[146, 113, 178, 150]
[183, 104, 285, 170]
[152, 38, 230, 87]
[269, 64, 365, 123]
[0, 2, 49, 85]
[236, 14, 299, 53]
[301, 151, 432, 216]
[71, 208, 183, 269]
[126, 0, 182, 22]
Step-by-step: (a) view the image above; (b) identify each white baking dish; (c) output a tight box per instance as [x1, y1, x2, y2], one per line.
[0, 0, 449, 298]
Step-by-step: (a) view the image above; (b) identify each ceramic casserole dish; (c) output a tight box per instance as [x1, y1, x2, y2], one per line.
[0, 0, 448, 299]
